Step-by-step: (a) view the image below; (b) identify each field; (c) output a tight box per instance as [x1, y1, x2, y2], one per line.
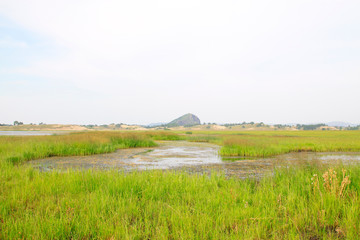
[0, 131, 180, 165]
[1, 130, 360, 239]
[183, 130, 360, 157]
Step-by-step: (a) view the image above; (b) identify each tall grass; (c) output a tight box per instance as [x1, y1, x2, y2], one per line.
[213, 131, 360, 157]
[1, 165, 359, 239]
[145, 131, 183, 141]
[0, 131, 157, 165]
[1, 130, 360, 238]
[176, 130, 360, 157]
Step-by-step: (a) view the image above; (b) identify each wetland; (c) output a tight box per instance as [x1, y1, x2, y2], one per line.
[29, 140, 360, 179]
[2, 130, 360, 239]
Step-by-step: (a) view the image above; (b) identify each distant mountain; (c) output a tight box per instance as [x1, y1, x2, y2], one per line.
[147, 122, 166, 127]
[326, 121, 357, 127]
[167, 113, 201, 127]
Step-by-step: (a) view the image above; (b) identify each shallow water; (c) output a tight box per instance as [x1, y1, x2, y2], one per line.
[29, 141, 360, 178]
[0, 131, 55, 136]
[29, 141, 221, 170]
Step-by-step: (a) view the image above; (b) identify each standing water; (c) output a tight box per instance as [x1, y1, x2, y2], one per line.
[28, 141, 360, 178]
[0, 131, 55, 136]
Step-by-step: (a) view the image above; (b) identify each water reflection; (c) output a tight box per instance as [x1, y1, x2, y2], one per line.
[0, 131, 55, 136]
[28, 141, 360, 178]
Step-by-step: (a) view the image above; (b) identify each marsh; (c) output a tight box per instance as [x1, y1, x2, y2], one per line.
[29, 140, 360, 178]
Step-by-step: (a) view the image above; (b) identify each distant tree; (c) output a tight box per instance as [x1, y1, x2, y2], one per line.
[256, 122, 265, 127]
[347, 125, 360, 130]
[296, 124, 326, 130]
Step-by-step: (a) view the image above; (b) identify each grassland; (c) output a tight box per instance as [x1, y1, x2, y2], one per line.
[0, 131, 182, 165]
[1, 164, 359, 239]
[179, 130, 360, 157]
[1, 130, 360, 239]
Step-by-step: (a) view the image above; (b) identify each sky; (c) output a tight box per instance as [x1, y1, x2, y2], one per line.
[1, 0, 359, 125]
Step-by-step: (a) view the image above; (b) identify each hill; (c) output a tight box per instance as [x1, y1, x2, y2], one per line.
[327, 121, 357, 127]
[167, 113, 201, 127]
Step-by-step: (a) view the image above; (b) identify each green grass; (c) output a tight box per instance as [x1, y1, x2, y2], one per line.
[146, 131, 183, 141]
[1, 130, 360, 238]
[175, 130, 360, 157]
[219, 131, 360, 157]
[0, 131, 158, 165]
[185, 135, 220, 143]
[1, 164, 359, 239]
[4, 130, 359, 163]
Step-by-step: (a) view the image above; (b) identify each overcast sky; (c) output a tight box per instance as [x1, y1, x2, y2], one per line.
[1, 0, 359, 125]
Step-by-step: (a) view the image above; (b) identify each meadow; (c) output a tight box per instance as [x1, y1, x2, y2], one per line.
[182, 130, 360, 157]
[1, 130, 360, 239]
[0, 131, 180, 165]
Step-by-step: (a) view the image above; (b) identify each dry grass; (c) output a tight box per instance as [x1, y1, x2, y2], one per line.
[311, 168, 351, 198]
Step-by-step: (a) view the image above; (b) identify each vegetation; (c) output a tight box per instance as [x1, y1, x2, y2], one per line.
[1, 130, 360, 238]
[13, 121, 24, 126]
[296, 123, 327, 130]
[4, 129, 353, 160]
[1, 163, 359, 239]
[0, 132, 160, 165]
[180, 130, 360, 157]
[166, 113, 201, 127]
[220, 131, 360, 157]
[273, 124, 292, 129]
[347, 125, 360, 130]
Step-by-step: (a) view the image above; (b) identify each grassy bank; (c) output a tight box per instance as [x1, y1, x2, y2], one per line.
[178, 130, 360, 157]
[220, 131, 360, 157]
[3, 130, 360, 164]
[0, 131, 184, 165]
[1, 165, 358, 239]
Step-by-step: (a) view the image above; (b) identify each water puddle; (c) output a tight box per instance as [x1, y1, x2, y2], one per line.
[29, 141, 220, 170]
[0, 131, 56, 136]
[28, 141, 360, 178]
